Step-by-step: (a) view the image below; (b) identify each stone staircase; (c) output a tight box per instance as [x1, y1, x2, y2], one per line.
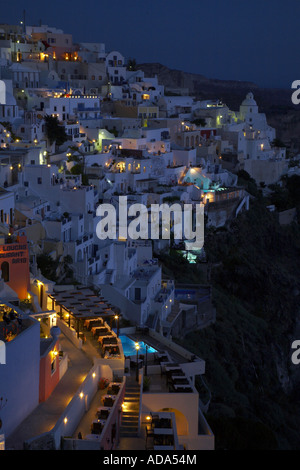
[120, 377, 141, 437]
[166, 299, 181, 324]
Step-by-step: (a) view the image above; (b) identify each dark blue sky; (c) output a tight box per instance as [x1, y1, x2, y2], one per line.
[2, 0, 298, 88]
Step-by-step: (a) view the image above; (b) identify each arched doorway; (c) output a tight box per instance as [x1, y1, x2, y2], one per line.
[1, 262, 9, 282]
[158, 408, 189, 435]
[77, 249, 83, 262]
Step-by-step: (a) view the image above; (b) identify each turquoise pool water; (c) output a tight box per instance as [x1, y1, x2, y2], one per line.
[119, 335, 157, 356]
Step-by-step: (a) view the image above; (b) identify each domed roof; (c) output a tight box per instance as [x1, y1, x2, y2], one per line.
[241, 92, 257, 107]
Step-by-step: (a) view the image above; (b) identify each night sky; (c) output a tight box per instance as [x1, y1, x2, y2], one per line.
[1, 0, 298, 89]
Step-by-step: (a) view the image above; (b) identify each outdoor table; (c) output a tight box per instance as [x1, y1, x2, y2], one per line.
[166, 369, 185, 376]
[163, 363, 180, 368]
[153, 428, 173, 435]
[102, 395, 116, 407]
[154, 418, 172, 429]
[90, 421, 103, 434]
[96, 331, 110, 339]
[85, 319, 103, 329]
[96, 406, 111, 414]
[93, 419, 106, 426]
[163, 365, 183, 375]
[92, 326, 108, 335]
[107, 384, 120, 395]
[99, 335, 115, 344]
[171, 377, 189, 384]
[173, 384, 193, 391]
[102, 343, 117, 349]
[96, 410, 110, 420]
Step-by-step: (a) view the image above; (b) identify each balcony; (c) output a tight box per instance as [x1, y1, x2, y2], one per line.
[0, 303, 32, 343]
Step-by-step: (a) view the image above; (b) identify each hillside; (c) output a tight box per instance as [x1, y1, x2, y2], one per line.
[159, 176, 300, 449]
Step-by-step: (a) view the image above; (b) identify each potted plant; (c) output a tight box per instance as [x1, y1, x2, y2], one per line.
[98, 378, 109, 390]
[143, 376, 151, 392]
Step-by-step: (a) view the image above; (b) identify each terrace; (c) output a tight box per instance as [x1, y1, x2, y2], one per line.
[48, 287, 124, 360]
[118, 328, 212, 450]
[0, 302, 31, 343]
[144, 411, 180, 450]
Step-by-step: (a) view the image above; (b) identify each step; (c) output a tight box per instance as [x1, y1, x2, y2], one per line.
[122, 417, 139, 424]
[121, 425, 139, 432]
[120, 431, 139, 437]
[121, 429, 138, 434]
[122, 411, 139, 418]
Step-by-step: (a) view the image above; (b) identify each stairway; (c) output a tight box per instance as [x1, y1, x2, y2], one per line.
[120, 377, 141, 437]
[163, 300, 181, 337]
[166, 299, 181, 324]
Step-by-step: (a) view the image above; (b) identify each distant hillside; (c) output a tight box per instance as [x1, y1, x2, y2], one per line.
[137, 62, 300, 153]
[137, 62, 258, 101]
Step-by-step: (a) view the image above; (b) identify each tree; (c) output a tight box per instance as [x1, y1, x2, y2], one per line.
[271, 138, 285, 148]
[127, 58, 137, 71]
[44, 115, 68, 147]
[191, 118, 206, 127]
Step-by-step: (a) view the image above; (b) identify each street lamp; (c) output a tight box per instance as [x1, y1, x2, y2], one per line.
[135, 342, 140, 382]
[114, 315, 119, 337]
[145, 344, 148, 377]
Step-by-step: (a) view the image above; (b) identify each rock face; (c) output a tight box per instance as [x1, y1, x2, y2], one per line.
[137, 62, 258, 91]
[138, 62, 258, 116]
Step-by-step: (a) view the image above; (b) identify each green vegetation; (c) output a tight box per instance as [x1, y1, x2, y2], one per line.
[191, 118, 206, 127]
[37, 254, 74, 284]
[44, 115, 68, 147]
[127, 58, 137, 71]
[70, 163, 89, 185]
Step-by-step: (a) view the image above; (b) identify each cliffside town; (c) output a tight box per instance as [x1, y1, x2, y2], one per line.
[0, 21, 299, 451]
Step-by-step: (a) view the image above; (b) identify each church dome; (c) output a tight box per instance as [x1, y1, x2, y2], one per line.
[241, 92, 257, 107]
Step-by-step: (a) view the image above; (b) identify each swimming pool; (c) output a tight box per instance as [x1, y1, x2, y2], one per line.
[175, 289, 196, 299]
[119, 335, 157, 356]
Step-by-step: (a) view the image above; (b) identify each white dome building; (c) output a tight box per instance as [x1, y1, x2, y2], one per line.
[0, 80, 19, 122]
[239, 92, 259, 121]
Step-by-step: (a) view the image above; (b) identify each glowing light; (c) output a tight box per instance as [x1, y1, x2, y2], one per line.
[64, 417, 68, 424]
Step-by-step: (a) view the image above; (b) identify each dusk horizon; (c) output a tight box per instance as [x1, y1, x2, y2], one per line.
[1, 0, 299, 89]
